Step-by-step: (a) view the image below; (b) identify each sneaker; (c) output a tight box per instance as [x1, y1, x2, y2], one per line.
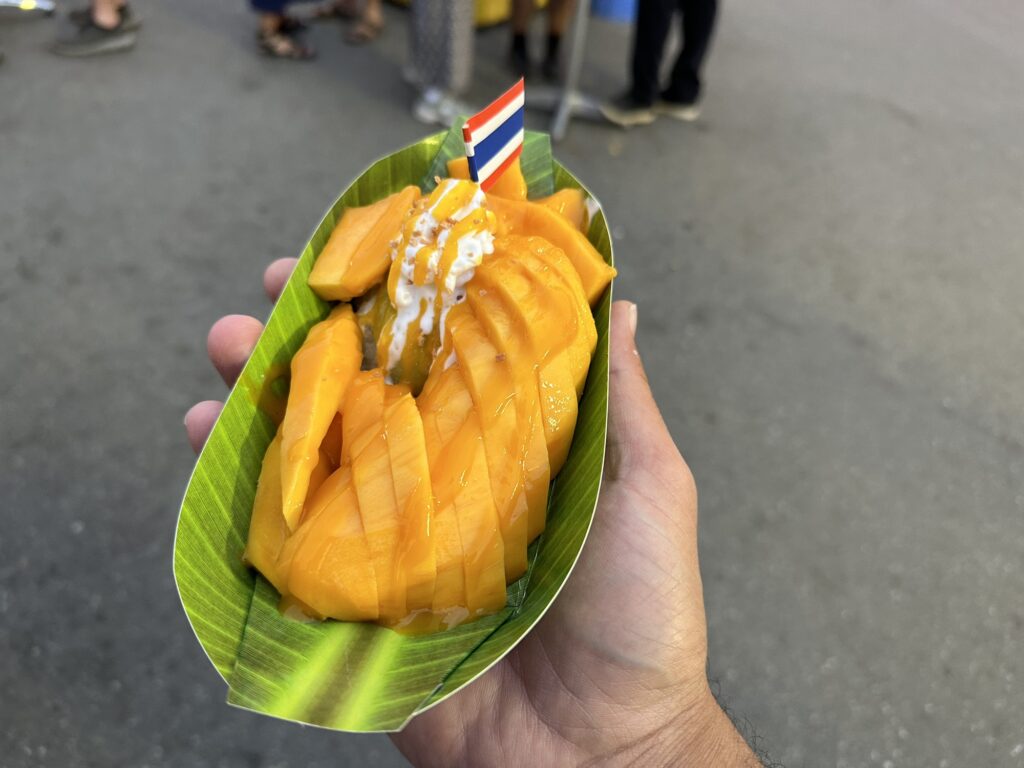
[68, 3, 141, 32]
[52, 16, 136, 57]
[412, 88, 472, 127]
[599, 93, 656, 128]
[655, 99, 701, 122]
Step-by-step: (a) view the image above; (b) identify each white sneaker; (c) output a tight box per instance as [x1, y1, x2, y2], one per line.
[412, 88, 472, 127]
[655, 99, 701, 122]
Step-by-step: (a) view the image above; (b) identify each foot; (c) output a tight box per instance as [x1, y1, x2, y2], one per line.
[412, 88, 472, 127]
[599, 93, 657, 128]
[258, 28, 315, 60]
[68, 3, 140, 32]
[346, 8, 383, 45]
[655, 98, 701, 122]
[52, 14, 136, 57]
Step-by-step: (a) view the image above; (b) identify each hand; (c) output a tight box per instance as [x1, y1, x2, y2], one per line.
[186, 260, 759, 767]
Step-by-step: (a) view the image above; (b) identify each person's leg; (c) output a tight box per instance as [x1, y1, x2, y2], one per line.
[541, 0, 575, 80]
[663, 0, 717, 105]
[410, 0, 474, 125]
[52, 0, 136, 55]
[348, 0, 384, 44]
[510, 0, 532, 76]
[253, 0, 315, 59]
[630, 0, 676, 105]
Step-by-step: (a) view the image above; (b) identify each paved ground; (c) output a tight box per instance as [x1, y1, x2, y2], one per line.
[2, 1, 1023, 766]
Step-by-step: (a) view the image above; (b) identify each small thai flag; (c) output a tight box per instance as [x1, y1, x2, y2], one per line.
[463, 78, 525, 192]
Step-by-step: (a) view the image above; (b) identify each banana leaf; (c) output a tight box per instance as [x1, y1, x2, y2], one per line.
[174, 125, 613, 732]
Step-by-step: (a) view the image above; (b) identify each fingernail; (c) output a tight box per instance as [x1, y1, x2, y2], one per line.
[627, 302, 638, 337]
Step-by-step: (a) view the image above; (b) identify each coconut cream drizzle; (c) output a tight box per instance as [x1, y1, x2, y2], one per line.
[384, 179, 495, 376]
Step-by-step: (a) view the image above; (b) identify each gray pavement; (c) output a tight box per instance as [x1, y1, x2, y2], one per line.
[2, 1, 1022, 766]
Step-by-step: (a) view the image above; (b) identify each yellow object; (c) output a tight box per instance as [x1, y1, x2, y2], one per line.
[279, 305, 363, 530]
[487, 195, 617, 306]
[243, 433, 290, 595]
[309, 186, 420, 301]
[537, 188, 589, 231]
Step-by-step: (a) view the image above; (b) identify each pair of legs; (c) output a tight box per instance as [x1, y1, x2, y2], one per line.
[631, 0, 718, 106]
[509, 0, 575, 79]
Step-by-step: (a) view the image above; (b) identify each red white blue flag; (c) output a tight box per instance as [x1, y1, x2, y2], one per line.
[463, 78, 525, 192]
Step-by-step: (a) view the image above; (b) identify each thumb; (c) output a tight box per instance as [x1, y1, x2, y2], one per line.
[605, 301, 690, 491]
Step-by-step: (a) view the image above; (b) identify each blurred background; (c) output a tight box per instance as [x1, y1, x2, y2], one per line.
[2, 0, 1022, 766]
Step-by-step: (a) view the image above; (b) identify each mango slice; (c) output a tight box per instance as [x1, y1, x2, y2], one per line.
[280, 304, 363, 530]
[282, 465, 379, 621]
[417, 364, 470, 623]
[445, 303, 529, 582]
[382, 386, 437, 612]
[465, 276, 552, 543]
[487, 195, 616, 306]
[243, 432, 290, 595]
[537, 188, 588, 232]
[309, 186, 420, 301]
[447, 156, 528, 200]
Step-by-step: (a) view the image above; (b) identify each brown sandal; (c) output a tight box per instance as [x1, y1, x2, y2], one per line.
[346, 16, 382, 44]
[258, 29, 315, 60]
[312, 0, 359, 21]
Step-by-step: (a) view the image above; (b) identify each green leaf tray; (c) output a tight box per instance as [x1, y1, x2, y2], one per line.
[174, 125, 614, 732]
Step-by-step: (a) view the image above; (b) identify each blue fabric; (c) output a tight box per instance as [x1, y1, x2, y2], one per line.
[250, 0, 291, 13]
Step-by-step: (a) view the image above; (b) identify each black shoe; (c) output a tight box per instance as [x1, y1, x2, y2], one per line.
[599, 92, 656, 128]
[52, 15, 136, 57]
[509, 45, 532, 78]
[68, 4, 141, 33]
[541, 53, 559, 83]
[655, 96, 701, 122]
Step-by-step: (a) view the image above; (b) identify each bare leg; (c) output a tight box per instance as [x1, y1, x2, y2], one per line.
[348, 0, 384, 43]
[511, 0, 533, 34]
[547, 0, 575, 35]
[92, 0, 122, 28]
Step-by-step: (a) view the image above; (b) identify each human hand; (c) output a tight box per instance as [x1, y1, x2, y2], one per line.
[185, 260, 759, 767]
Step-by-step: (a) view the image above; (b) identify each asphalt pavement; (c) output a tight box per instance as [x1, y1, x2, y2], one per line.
[1, 1, 1022, 766]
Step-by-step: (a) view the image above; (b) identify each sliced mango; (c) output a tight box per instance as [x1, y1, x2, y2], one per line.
[537, 188, 588, 232]
[446, 303, 528, 581]
[383, 386, 437, 612]
[243, 432, 290, 595]
[282, 465, 379, 621]
[487, 195, 615, 306]
[343, 371, 407, 622]
[280, 304, 362, 530]
[309, 186, 420, 301]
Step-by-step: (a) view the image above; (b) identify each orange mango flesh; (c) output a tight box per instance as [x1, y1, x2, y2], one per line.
[280, 304, 363, 530]
[343, 371, 408, 622]
[464, 274, 552, 542]
[447, 156, 528, 201]
[243, 433, 290, 595]
[247, 173, 613, 631]
[445, 303, 529, 582]
[537, 188, 588, 232]
[282, 465, 379, 621]
[487, 195, 616, 306]
[417, 364, 471, 623]
[382, 386, 437, 612]
[309, 186, 420, 301]
[473, 244, 581, 474]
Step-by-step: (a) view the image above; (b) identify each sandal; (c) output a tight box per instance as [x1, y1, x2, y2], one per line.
[312, 0, 359, 21]
[278, 15, 307, 33]
[258, 29, 315, 60]
[346, 16, 382, 45]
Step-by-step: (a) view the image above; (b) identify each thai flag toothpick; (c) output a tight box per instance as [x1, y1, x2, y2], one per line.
[463, 78, 525, 192]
